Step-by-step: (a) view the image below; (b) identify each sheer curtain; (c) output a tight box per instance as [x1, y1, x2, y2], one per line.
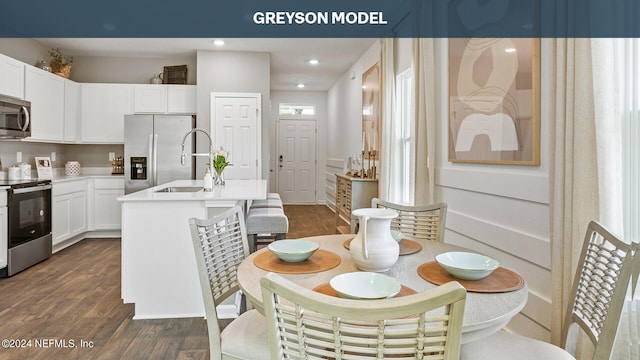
[379, 38, 395, 202]
[548, 38, 623, 355]
[411, 38, 437, 205]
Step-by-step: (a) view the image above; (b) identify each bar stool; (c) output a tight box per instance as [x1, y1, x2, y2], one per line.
[246, 207, 289, 252]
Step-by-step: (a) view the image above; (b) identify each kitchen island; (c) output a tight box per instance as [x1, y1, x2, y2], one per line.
[118, 179, 267, 319]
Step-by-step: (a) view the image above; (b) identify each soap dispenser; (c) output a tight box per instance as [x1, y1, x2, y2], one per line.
[203, 167, 213, 192]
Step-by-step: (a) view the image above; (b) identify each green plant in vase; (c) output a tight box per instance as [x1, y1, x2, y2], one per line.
[212, 147, 231, 185]
[48, 48, 74, 78]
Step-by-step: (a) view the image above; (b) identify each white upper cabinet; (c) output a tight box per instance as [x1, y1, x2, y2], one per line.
[24, 66, 65, 142]
[0, 54, 25, 99]
[167, 85, 196, 114]
[134, 85, 167, 113]
[63, 80, 80, 143]
[134, 84, 196, 114]
[80, 83, 133, 143]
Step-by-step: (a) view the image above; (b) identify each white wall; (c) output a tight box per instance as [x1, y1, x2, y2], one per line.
[196, 50, 270, 179]
[0, 38, 49, 66]
[325, 41, 381, 208]
[72, 55, 197, 84]
[270, 90, 327, 201]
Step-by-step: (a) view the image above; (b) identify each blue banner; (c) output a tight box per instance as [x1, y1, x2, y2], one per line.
[1, 0, 639, 38]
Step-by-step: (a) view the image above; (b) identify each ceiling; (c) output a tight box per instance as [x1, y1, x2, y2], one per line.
[33, 38, 377, 91]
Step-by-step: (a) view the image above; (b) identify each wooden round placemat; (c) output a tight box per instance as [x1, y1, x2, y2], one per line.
[343, 238, 422, 256]
[417, 261, 525, 293]
[253, 249, 341, 274]
[312, 283, 417, 298]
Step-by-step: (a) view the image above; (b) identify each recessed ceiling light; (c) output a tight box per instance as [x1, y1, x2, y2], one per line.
[504, 48, 516, 53]
[213, 40, 225, 46]
[308, 59, 319, 65]
[297, 83, 305, 88]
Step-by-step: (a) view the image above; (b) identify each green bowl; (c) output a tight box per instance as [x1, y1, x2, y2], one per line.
[268, 240, 319, 262]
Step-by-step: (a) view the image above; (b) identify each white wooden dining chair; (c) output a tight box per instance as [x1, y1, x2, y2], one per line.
[260, 272, 467, 360]
[352, 198, 447, 242]
[461, 220, 635, 360]
[189, 206, 270, 360]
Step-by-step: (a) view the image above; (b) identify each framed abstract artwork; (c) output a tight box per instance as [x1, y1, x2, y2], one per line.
[448, 38, 540, 165]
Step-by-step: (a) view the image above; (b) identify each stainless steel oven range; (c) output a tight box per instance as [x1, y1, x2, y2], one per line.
[0, 179, 52, 277]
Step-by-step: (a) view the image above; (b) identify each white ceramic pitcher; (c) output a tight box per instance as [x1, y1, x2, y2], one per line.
[349, 208, 399, 272]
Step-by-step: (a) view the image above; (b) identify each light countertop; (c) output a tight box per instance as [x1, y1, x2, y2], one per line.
[118, 179, 268, 202]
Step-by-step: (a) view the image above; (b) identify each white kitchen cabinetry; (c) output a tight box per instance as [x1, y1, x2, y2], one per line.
[134, 84, 196, 114]
[63, 80, 80, 142]
[52, 179, 88, 247]
[0, 54, 25, 99]
[92, 178, 124, 230]
[24, 66, 65, 142]
[80, 83, 133, 143]
[0, 190, 7, 269]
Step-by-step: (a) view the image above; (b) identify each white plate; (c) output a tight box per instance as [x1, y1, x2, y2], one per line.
[329, 272, 401, 299]
[435, 252, 499, 280]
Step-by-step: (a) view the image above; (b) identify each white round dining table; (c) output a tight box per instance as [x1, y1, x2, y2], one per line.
[237, 234, 528, 344]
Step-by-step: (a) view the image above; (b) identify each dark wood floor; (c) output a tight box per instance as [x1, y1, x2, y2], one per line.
[0, 204, 336, 360]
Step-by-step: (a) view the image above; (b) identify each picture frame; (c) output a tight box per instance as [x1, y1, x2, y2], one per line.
[448, 38, 540, 165]
[362, 62, 380, 160]
[35, 156, 53, 179]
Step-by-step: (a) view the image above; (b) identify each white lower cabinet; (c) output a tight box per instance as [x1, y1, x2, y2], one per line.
[52, 179, 88, 246]
[1, 190, 7, 269]
[92, 178, 124, 230]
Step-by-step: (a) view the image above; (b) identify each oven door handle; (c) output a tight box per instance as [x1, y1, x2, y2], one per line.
[12, 184, 52, 194]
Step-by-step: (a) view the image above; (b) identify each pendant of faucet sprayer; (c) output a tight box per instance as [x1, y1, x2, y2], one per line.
[180, 128, 214, 167]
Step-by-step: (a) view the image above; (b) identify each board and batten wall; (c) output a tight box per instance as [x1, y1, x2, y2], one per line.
[325, 38, 553, 341]
[434, 38, 552, 341]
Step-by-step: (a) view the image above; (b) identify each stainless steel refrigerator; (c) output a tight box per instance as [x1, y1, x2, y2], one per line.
[124, 114, 196, 194]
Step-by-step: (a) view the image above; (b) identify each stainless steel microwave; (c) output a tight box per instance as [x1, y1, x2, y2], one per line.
[0, 94, 31, 139]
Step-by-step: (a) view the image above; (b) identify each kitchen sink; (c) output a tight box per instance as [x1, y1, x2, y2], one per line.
[154, 186, 203, 193]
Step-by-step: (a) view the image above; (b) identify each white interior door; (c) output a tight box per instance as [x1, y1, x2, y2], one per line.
[211, 93, 261, 180]
[278, 119, 317, 204]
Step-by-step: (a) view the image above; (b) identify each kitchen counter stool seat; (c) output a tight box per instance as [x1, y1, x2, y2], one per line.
[250, 198, 283, 209]
[246, 207, 289, 252]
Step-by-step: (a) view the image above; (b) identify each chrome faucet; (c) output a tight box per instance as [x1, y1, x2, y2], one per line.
[180, 128, 213, 170]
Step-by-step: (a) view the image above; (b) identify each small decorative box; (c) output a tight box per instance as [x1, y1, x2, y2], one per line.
[65, 161, 81, 176]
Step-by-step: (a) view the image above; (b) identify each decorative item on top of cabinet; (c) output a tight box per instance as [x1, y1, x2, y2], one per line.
[162, 65, 187, 84]
[150, 73, 162, 84]
[334, 174, 378, 234]
[48, 48, 73, 79]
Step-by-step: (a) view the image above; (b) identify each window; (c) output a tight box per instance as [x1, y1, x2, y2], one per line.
[389, 68, 415, 205]
[279, 104, 315, 116]
[623, 39, 639, 246]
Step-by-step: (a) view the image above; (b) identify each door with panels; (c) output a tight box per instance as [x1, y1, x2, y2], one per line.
[210, 93, 261, 180]
[277, 119, 317, 203]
